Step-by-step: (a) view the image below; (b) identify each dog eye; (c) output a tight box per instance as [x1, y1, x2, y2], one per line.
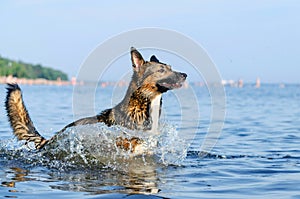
[158, 68, 165, 73]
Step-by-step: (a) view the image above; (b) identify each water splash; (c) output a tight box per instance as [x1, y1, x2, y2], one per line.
[155, 123, 189, 165]
[0, 123, 189, 171]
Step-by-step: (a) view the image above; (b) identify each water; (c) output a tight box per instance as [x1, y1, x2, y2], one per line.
[0, 83, 300, 198]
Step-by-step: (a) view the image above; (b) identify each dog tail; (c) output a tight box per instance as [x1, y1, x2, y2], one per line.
[5, 83, 48, 149]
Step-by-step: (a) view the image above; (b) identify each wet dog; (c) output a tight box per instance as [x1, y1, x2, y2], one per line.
[5, 48, 187, 154]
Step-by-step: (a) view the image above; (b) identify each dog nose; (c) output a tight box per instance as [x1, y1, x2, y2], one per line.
[180, 72, 187, 79]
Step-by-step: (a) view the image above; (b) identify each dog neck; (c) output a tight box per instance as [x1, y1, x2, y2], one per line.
[119, 72, 139, 106]
[117, 84, 161, 131]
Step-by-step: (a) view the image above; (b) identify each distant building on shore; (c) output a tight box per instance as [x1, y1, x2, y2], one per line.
[238, 79, 244, 88]
[0, 75, 74, 85]
[255, 77, 261, 88]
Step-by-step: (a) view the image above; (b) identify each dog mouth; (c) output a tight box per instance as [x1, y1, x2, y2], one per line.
[156, 72, 187, 92]
[158, 82, 183, 89]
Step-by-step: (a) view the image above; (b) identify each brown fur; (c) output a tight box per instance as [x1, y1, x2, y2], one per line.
[5, 47, 187, 154]
[116, 137, 142, 152]
[5, 84, 48, 149]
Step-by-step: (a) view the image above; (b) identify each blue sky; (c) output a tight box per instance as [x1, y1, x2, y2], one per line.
[0, 0, 299, 83]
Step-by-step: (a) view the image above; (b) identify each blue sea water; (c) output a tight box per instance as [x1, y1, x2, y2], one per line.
[0, 83, 299, 198]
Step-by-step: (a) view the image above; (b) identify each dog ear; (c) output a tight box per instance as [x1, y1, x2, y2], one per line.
[131, 47, 145, 71]
[150, 55, 159, 63]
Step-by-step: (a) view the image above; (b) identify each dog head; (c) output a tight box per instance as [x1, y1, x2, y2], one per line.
[138, 55, 187, 93]
[129, 47, 187, 95]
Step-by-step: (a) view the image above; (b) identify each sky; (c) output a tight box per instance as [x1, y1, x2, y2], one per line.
[0, 0, 299, 83]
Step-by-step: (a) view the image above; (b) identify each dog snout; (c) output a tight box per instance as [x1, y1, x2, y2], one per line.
[180, 72, 187, 79]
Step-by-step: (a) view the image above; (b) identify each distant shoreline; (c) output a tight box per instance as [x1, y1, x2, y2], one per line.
[0, 75, 79, 86]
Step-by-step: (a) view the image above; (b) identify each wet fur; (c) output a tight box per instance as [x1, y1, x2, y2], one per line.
[5, 84, 48, 149]
[5, 48, 187, 154]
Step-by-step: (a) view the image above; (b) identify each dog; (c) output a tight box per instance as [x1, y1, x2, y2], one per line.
[5, 48, 187, 154]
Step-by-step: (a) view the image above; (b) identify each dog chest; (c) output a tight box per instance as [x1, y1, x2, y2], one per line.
[150, 94, 161, 134]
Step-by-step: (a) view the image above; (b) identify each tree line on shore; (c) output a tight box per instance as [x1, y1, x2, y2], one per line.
[0, 55, 68, 81]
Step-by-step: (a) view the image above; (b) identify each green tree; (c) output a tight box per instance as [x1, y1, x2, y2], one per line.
[0, 56, 68, 80]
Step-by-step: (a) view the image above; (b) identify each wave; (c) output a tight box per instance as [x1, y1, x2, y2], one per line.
[187, 150, 300, 161]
